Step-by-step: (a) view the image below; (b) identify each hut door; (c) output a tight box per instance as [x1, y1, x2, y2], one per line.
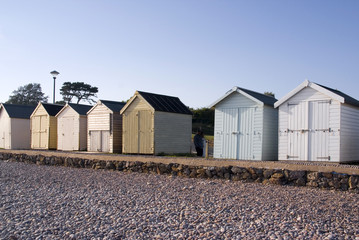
[89, 130, 110, 152]
[308, 101, 330, 161]
[0, 131, 4, 149]
[287, 102, 308, 160]
[138, 111, 153, 154]
[237, 107, 254, 160]
[220, 108, 239, 159]
[101, 131, 110, 152]
[32, 115, 48, 149]
[89, 131, 100, 151]
[61, 117, 75, 151]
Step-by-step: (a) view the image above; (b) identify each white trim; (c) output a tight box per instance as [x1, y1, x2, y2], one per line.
[120, 91, 155, 114]
[29, 102, 43, 118]
[274, 80, 345, 108]
[55, 103, 69, 118]
[209, 86, 264, 108]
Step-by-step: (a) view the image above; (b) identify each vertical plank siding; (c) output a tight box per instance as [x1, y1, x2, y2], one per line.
[213, 91, 277, 160]
[340, 104, 359, 162]
[57, 107, 79, 151]
[122, 97, 152, 154]
[79, 116, 88, 151]
[11, 118, 31, 150]
[277, 86, 345, 162]
[0, 110, 11, 149]
[31, 105, 53, 149]
[154, 112, 191, 154]
[112, 112, 123, 153]
[262, 106, 278, 160]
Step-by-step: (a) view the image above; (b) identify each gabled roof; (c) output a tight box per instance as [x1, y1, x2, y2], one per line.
[101, 100, 126, 112]
[68, 103, 92, 115]
[274, 80, 359, 108]
[87, 99, 126, 115]
[317, 84, 359, 108]
[121, 91, 192, 115]
[55, 103, 93, 117]
[0, 103, 36, 119]
[41, 103, 64, 116]
[209, 86, 277, 108]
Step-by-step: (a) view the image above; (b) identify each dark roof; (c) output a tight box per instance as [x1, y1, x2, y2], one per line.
[235, 87, 277, 106]
[68, 103, 92, 115]
[316, 83, 359, 108]
[137, 91, 192, 115]
[1, 104, 36, 119]
[100, 100, 126, 112]
[42, 103, 64, 116]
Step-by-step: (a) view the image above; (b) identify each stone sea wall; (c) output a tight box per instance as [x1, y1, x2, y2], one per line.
[1, 152, 359, 193]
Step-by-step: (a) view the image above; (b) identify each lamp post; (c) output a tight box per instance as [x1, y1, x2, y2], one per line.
[50, 70, 59, 104]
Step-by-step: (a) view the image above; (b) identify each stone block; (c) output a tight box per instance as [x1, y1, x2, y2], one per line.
[349, 175, 359, 189]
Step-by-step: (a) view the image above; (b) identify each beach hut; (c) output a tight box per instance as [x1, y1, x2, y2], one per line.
[120, 91, 192, 155]
[274, 80, 359, 163]
[209, 86, 278, 160]
[87, 100, 125, 153]
[56, 103, 92, 151]
[0, 104, 36, 149]
[30, 102, 63, 149]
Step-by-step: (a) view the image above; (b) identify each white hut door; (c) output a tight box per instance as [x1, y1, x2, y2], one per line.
[287, 102, 308, 160]
[101, 131, 110, 152]
[308, 101, 330, 161]
[62, 117, 75, 151]
[221, 108, 239, 159]
[237, 108, 254, 160]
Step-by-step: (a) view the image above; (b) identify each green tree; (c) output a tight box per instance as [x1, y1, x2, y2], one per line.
[60, 82, 99, 104]
[191, 107, 215, 135]
[264, 91, 275, 98]
[6, 83, 48, 105]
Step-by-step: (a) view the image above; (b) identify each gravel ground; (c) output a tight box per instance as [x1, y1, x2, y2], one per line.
[1, 161, 359, 240]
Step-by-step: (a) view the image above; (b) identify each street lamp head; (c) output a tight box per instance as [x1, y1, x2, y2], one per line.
[50, 70, 60, 78]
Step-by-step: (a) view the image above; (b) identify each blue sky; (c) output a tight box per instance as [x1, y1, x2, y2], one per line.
[0, 1, 358, 108]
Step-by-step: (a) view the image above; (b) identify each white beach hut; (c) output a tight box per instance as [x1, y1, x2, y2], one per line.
[209, 86, 278, 160]
[274, 80, 359, 163]
[0, 104, 36, 149]
[56, 103, 92, 151]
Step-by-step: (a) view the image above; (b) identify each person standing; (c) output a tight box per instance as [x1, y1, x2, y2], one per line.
[194, 130, 204, 157]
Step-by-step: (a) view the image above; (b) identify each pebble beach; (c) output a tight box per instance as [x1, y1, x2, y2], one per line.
[1, 160, 359, 240]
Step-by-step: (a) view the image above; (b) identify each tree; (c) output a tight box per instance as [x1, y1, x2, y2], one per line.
[191, 107, 215, 135]
[6, 83, 48, 105]
[264, 91, 275, 98]
[60, 82, 98, 104]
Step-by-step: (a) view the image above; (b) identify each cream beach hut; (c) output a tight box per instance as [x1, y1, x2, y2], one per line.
[0, 104, 36, 149]
[30, 102, 63, 149]
[120, 91, 192, 155]
[56, 103, 92, 151]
